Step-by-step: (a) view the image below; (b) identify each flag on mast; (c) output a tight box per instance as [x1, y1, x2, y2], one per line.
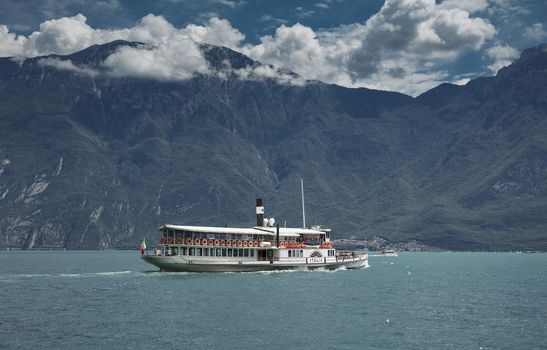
[140, 237, 146, 255]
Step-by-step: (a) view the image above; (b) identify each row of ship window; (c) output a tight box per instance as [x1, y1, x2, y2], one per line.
[169, 247, 256, 258]
[163, 246, 336, 258]
[163, 231, 272, 241]
[287, 250, 304, 257]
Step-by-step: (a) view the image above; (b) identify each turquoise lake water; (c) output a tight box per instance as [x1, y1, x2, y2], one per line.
[1, 251, 546, 349]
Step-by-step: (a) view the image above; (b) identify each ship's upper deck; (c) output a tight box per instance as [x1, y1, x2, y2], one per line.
[160, 224, 328, 238]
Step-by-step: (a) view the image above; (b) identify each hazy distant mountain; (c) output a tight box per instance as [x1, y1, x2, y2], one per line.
[1, 41, 546, 251]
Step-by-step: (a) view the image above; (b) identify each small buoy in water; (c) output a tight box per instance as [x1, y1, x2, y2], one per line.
[385, 318, 390, 324]
[408, 271, 411, 275]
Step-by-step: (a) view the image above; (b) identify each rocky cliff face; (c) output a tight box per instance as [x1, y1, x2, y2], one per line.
[0, 41, 546, 251]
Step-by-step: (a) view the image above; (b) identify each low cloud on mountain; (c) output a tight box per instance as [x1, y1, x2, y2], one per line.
[486, 43, 520, 73]
[0, 0, 514, 95]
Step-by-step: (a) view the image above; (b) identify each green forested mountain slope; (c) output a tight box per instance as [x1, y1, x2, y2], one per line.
[0, 41, 546, 251]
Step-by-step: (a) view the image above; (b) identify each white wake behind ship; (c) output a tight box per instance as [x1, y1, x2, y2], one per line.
[141, 198, 368, 272]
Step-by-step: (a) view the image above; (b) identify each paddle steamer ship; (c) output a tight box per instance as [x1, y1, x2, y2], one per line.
[141, 199, 368, 272]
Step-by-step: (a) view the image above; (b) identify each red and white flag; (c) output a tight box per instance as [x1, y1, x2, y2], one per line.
[140, 237, 146, 255]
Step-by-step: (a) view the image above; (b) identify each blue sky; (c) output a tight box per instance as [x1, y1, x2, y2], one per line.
[0, 0, 546, 96]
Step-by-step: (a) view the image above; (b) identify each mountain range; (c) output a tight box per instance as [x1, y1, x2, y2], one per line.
[1, 40, 546, 251]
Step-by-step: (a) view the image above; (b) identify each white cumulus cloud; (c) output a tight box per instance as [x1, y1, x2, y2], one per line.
[0, 14, 242, 82]
[486, 43, 519, 60]
[0, 0, 501, 95]
[524, 23, 547, 41]
[103, 38, 209, 80]
[486, 43, 519, 73]
[0, 25, 25, 56]
[241, 24, 333, 83]
[38, 57, 98, 76]
[23, 14, 98, 56]
[183, 17, 245, 47]
[241, 0, 496, 95]
[439, 0, 489, 14]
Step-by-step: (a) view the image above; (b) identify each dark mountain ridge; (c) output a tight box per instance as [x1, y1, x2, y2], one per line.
[0, 41, 546, 251]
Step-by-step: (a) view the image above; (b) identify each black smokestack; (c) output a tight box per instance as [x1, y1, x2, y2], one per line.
[256, 198, 264, 226]
[276, 223, 280, 248]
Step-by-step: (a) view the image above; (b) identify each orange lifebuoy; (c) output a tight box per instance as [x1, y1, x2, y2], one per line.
[201, 239, 207, 245]
[225, 240, 231, 247]
[186, 238, 192, 245]
[253, 241, 258, 247]
[220, 240, 225, 246]
[214, 240, 219, 246]
[243, 241, 248, 247]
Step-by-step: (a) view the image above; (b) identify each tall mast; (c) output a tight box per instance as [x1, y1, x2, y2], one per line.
[301, 178, 306, 228]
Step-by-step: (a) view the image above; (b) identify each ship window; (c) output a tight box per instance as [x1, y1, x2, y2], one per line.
[244, 249, 249, 257]
[238, 249, 244, 256]
[250, 249, 254, 257]
[300, 250, 303, 257]
[228, 249, 233, 257]
[288, 250, 292, 257]
[189, 247, 195, 256]
[233, 249, 238, 257]
[216, 248, 221, 256]
[203, 248, 209, 257]
[222, 249, 227, 257]
[197, 248, 202, 256]
[181, 247, 187, 255]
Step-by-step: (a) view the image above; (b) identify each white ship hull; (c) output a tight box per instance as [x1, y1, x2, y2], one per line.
[141, 254, 368, 272]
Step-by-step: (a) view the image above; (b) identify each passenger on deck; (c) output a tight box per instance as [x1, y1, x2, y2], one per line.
[166, 247, 172, 256]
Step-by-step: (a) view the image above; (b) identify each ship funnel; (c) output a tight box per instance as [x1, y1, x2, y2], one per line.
[256, 198, 264, 226]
